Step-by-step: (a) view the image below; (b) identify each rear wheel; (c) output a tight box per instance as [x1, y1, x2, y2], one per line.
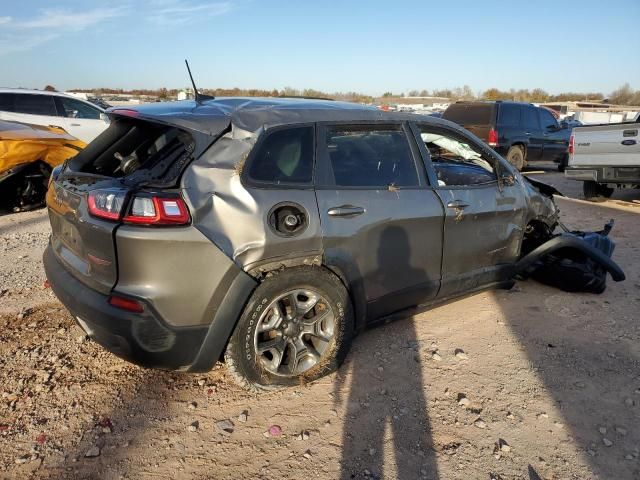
[583, 181, 614, 202]
[557, 154, 568, 172]
[506, 146, 525, 171]
[224, 266, 353, 391]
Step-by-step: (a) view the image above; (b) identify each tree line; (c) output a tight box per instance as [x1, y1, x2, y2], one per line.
[62, 83, 640, 105]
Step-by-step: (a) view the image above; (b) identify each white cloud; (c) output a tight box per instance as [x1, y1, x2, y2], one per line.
[147, 1, 232, 26]
[17, 7, 129, 31]
[0, 33, 58, 56]
[0, 7, 128, 56]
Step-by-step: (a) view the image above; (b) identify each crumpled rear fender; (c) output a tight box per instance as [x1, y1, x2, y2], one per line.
[515, 233, 625, 282]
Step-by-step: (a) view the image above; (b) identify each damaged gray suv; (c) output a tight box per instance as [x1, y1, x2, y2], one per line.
[43, 98, 625, 390]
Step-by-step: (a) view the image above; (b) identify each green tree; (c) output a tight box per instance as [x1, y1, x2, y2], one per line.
[530, 88, 549, 102]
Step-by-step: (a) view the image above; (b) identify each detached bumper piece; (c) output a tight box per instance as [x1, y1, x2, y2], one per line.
[516, 221, 625, 294]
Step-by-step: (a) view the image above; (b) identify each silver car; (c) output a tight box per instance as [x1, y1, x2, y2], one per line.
[43, 98, 623, 390]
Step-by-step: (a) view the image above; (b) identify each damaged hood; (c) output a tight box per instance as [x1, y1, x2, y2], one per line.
[0, 120, 85, 177]
[523, 175, 564, 198]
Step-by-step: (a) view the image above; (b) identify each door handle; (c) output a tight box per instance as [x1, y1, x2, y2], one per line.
[327, 205, 365, 217]
[524, 132, 531, 135]
[70, 123, 81, 126]
[446, 200, 470, 209]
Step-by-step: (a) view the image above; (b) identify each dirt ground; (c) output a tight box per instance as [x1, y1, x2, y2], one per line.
[1, 164, 639, 480]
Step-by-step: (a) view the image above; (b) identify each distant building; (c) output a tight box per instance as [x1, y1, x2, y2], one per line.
[376, 96, 451, 112]
[540, 101, 639, 123]
[177, 89, 194, 101]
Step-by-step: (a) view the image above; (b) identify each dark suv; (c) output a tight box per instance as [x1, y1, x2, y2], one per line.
[43, 98, 621, 390]
[442, 101, 571, 171]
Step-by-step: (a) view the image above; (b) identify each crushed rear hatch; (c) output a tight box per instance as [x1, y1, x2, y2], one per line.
[46, 113, 225, 293]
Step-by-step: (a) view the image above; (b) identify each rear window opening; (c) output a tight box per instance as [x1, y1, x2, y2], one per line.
[68, 117, 195, 179]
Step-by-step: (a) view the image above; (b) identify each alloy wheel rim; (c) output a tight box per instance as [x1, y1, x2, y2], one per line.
[254, 288, 336, 376]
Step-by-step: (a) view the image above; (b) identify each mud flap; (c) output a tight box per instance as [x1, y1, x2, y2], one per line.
[515, 221, 625, 293]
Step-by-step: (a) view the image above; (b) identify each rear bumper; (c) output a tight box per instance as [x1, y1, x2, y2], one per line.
[43, 244, 256, 372]
[565, 166, 640, 185]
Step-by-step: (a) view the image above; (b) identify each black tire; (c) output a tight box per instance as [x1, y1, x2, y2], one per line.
[224, 266, 353, 391]
[506, 146, 525, 171]
[583, 181, 614, 202]
[557, 154, 568, 172]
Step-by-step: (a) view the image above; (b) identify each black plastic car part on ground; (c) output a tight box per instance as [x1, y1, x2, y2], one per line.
[43, 97, 625, 390]
[442, 101, 571, 170]
[515, 221, 625, 293]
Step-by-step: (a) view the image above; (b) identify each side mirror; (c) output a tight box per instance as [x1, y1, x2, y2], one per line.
[100, 112, 110, 123]
[499, 171, 516, 187]
[559, 121, 569, 129]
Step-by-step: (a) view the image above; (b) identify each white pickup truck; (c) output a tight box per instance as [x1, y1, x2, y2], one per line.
[565, 113, 640, 200]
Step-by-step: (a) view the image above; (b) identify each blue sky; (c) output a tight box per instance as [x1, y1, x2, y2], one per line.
[1, 0, 639, 95]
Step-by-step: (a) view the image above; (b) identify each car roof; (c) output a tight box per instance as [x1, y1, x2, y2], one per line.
[111, 97, 456, 136]
[0, 88, 104, 110]
[451, 100, 535, 107]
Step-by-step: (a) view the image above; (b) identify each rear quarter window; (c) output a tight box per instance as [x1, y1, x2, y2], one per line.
[443, 103, 494, 125]
[497, 104, 522, 126]
[12, 94, 58, 116]
[246, 126, 314, 185]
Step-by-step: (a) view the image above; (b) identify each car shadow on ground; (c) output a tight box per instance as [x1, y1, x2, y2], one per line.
[333, 225, 439, 479]
[495, 198, 640, 479]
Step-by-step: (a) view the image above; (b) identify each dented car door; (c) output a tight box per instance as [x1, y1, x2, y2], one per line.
[315, 122, 444, 321]
[412, 122, 528, 297]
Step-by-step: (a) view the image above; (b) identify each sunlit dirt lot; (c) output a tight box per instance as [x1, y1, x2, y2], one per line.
[1, 164, 639, 479]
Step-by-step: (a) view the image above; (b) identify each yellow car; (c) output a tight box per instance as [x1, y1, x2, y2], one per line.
[0, 120, 85, 211]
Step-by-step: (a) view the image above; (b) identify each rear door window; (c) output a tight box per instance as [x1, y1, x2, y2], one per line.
[523, 106, 540, 130]
[12, 94, 58, 116]
[319, 124, 419, 188]
[497, 104, 521, 126]
[247, 126, 314, 185]
[0, 93, 14, 112]
[442, 103, 494, 125]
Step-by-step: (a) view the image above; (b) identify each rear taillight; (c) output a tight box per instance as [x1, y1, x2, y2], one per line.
[568, 134, 574, 155]
[123, 195, 190, 226]
[488, 128, 499, 147]
[87, 190, 127, 221]
[108, 295, 144, 313]
[109, 108, 139, 118]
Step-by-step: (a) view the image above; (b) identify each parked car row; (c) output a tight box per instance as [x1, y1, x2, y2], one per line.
[441, 100, 572, 171]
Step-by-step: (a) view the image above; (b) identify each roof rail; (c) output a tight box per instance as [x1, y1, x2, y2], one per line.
[277, 95, 334, 101]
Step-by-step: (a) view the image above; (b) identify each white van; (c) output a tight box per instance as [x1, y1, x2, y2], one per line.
[0, 88, 109, 143]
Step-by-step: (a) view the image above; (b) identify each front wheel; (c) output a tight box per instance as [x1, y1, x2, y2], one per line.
[583, 181, 614, 202]
[224, 266, 353, 391]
